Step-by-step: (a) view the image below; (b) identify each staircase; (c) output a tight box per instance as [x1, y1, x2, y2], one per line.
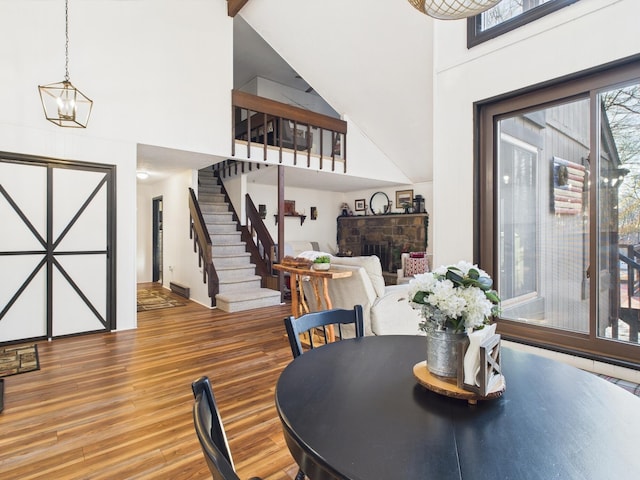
[197, 168, 281, 312]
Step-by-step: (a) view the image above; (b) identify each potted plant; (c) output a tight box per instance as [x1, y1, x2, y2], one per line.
[408, 261, 500, 378]
[312, 255, 331, 271]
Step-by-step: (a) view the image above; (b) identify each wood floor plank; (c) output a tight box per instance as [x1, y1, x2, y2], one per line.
[0, 284, 298, 479]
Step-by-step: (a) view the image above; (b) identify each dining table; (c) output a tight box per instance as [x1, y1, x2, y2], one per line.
[275, 335, 640, 480]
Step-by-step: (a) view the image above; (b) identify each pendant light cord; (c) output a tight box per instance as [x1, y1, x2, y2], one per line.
[64, 0, 70, 82]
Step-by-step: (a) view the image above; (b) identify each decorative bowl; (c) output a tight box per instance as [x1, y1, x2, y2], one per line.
[312, 263, 330, 271]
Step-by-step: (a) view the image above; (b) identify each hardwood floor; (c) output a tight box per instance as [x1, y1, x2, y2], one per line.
[0, 283, 299, 480]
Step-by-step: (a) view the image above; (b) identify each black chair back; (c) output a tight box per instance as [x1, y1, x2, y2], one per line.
[192, 376, 240, 480]
[284, 305, 364, 358]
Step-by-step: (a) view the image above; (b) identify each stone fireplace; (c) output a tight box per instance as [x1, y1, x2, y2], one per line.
[336, 213, 429, 272]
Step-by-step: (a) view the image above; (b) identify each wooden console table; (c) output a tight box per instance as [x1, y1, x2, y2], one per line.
[273, 263, 352, 342]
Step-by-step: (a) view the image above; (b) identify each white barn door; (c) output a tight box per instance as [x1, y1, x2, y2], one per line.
[0, 154, 115, 342]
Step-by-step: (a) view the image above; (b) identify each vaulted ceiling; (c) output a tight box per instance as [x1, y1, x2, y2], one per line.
[238, 0, 436, 185]
[139, 1, 436, 191]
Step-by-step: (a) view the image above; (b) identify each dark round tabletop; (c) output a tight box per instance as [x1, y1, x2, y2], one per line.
[275, 335, 640, 480]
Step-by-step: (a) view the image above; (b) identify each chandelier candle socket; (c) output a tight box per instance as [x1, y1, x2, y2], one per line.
[408, 0, 503, 20]
[38, 0, 93, 128]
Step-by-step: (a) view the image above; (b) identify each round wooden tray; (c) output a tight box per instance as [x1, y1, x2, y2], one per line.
[413, 361, 505, 405]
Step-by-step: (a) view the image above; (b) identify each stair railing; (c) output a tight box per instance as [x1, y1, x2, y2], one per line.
[245, 194, 277, 275]
[232, 90, 348, 172]
[214, 158, 268, 180]
[188, 187, 219, 307]
[211, 177, 273, 283]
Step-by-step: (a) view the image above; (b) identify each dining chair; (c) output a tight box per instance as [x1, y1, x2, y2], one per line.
[283, 306, 364, 480]
[284, 305, 365, 358]
[191, 376, 263, 480]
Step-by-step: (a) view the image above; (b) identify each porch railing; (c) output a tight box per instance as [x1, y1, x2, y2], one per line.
[620, 244, 640, 306]
[232, 90, 348, 172]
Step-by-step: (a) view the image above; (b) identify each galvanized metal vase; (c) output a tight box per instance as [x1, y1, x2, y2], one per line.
[426, 330, 468, 378]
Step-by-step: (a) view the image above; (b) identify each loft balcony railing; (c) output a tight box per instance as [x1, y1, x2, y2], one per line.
[232, 90, 348, 172]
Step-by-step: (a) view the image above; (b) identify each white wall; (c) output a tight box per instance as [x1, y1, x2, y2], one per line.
[240, 0, 435, 183]
[246, 182, 341, 254]
[136, 183, 153, 283]
[432, 0, 640, 267]
[1, 0, 233, 330]
[239, 76, 339, 117]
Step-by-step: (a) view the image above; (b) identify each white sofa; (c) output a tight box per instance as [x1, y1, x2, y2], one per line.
[283, 240, 320, 258]
[301, 254, 424, 337]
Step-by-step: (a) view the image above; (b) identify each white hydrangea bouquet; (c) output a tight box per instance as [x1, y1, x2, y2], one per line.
[408, 261, 500, 334]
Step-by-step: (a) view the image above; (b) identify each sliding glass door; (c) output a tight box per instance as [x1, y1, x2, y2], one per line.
[599, 83, 640, 346]
[478, 58, 640, 365]
[497, 98, 591, 335]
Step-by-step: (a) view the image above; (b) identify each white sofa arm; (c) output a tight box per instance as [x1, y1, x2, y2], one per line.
[284, 241, 319, 257]
[370, 284, 425, 336]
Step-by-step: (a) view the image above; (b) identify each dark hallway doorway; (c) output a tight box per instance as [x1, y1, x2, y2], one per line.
[152, 196, 163, 283]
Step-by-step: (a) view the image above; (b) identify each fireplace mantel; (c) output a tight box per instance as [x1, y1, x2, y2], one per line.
[336, 213, 429, 272]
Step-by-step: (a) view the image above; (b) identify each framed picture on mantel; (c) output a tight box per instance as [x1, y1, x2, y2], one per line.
[355, 199, 366, 211]
[396, 189, 413, 209]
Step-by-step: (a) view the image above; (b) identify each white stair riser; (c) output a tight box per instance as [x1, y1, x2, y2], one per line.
[218, 279, 261, 293]
[199, 193, 226, 203]
[202, 213, 234, 223]
[199, 188, 221, 196]
[216, 295, 281, 312]
[200, 203, 233, 217]
[210, 233, 242, 244]
[199, 177, 218, 184]
[206, 223, 238, 234]
[217, 267, 257, 282]
[211, 244, 246, 256]
[213, 255, 251, 268]
[200, 204, 229, 214]
[199, 174, 217, 182]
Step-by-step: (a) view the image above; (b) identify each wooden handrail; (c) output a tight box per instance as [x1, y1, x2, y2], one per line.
[188, 187, 219, 306]
[233, 90, 347, 133]
[245, 194, 277, 275]
[232, 90, 347, 171]
[214, 177, 273, 282]
[227, 0, 249, 17]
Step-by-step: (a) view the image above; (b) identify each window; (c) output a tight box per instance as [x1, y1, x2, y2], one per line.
[498, 133, 539, 304]
[467, 0, 579, 48]
[477, 56, 640, 366]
